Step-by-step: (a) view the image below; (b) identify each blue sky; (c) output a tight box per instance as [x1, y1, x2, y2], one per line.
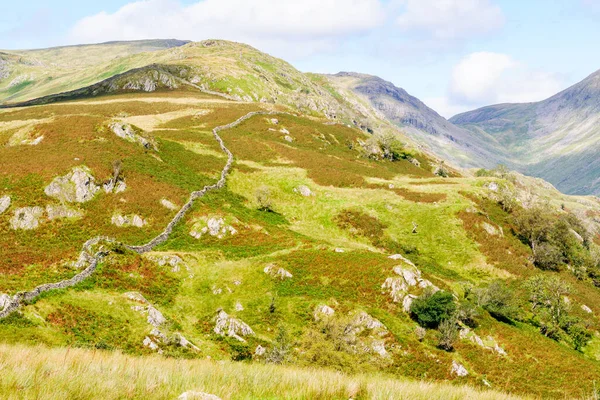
[2, 0, 599, 117]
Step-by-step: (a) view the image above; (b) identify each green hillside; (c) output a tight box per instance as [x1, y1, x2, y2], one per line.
[2, 40, 600, 399]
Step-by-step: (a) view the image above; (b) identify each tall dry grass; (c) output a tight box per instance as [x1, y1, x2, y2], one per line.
[0, 344, 526, 400]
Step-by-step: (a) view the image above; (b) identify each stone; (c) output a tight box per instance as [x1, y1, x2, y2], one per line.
[111, 214, 147, 228]
[46, 204, 83, 220]
[349, 311, 388, 336]
[482, 222, 500, 236]
[143, 336, 159, 350]
[177, 333, 200, 352]
[264, 263, 293, 280]
[235, 302, 244, 311]
[334, 248, 345, 253]
[255, 345, 266, 356]
[280, 128, 290, 134]
[294, 185, 313, 197]
[381, 277, 408, 303]
[270, 118, 279, 125]
[395, 267, 420, 287]
[283, 135, 293, 143]
[582, 304, 593, 314]
[402, 294, 417, 313]
[190, 217, 237, 239]
[388, 254, 416, 267]
[149, 254, 183, 272]
[10, 207, 44, 230]
[45, 166, 100, 203]
[125, 292, 148, 304]
[178, 392, 222, 400]
[0, 293, 11, 311]
[314, 304, 335, 321]
[451, 361, 468, 377]
[0, 195, 10, 214]
[110, 122, 155, 149]
[147, 306, 166, 327]
[371, 340, 388, 357]
[160, 198, 179, 210]
[487, 182, 499, 192]
[214, 309, 254, 342]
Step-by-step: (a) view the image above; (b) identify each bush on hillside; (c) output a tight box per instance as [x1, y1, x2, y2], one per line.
[410, 290, 456, 328]
[437, 318, 459, 351]
[473, 280, 519, 322]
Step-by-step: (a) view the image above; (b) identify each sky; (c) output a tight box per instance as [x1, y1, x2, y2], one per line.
[1, 0, 600, 117]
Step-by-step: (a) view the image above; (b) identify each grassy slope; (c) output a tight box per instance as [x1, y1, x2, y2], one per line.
[0, 344, 525, 400]
[1, 91, 600, 399]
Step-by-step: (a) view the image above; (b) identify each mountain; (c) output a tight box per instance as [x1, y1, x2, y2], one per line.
[2, 40, 600, 399]
[327, 72, 507, 169]
[451, 69, 600, 195]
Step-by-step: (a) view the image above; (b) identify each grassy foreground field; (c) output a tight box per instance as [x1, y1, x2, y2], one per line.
[0, 344, 525, 400]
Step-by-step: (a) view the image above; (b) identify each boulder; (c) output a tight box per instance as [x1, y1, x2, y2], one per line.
[283, 135, 294, 143]
[46, 204, 83, 220]
[190, 217, 237, 239]
[143, 336, 159, 351]
[45, 166, 100, 203]
[147, 306, 166, 327]
[0, 195, 11, 214]
[10, 207, 44, 230]
[582, 304, 593, 314]
[111, 214, 147, 228]
[402, 294, 417, 312]
[255, 345, 266, 356]
[235, 302, 244, 311]
[160, 198, 179, 210]
[178, 392, 222, 400]
[214, 309, 254, 342]
[482, 222, 501, 236]
[264, 263, 293, 280]
[451, 361, 468, 377]
[0, 293, 11, 311]
[294, 185, 314, 197]
[110, 122, 155, 150]
[148, 254, 183, 272]
[381, 277, 408, 302]
[388, 254, 416, 267]
[314, 304, 335, 321]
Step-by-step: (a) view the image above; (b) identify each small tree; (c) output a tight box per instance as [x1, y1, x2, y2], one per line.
[410, 290, 456, 328]
[437, 318, 459, 351]
[474, 280, 519, 322]
[525, 275, 571, 337]
[256, 186, 273, 211]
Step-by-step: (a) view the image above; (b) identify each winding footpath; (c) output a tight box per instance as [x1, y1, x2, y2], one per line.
[0, 110, 271, 319]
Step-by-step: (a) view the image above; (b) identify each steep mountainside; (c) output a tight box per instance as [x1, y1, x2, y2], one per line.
[327, 72, 507, 169]
[451, 69, 600, 195]
[2, 40, 600, 399]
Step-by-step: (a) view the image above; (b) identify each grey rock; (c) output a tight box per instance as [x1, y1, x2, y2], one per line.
[45, 166, 100, 203]
[451, 361, 469, 377]
[10, 207, 44, 230]
[0, 196, 10, 214]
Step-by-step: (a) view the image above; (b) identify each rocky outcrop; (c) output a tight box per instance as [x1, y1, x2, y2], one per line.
[264, 263, 293, 280]
[381, 260, 439, 308]
[190, 217, 237, 239]
[148, 254, 184, 272]
[451, 361, 469, 377]
[46, 204, 83, 220]
[0, 195, 10, 214]
[44, 166, 100, 203]
[314, 304, 335, 321]
[459, 326, 507, 356]
[111, 213, 147, 228]
[214, 309, 254, 342]
[110, 122, 156, 150]
[294, 185, 314, 197]
[10, 207, 44, 230]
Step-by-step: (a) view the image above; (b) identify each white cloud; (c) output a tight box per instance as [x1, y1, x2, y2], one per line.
[448, 52, 564, 107]
[394, 0, 505, 39]
[69, 0, 385, 58]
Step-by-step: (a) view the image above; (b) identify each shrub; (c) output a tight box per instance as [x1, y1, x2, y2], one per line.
[473, 280, 519, 322]
[410, 290, 456, 328]
[533, 242, 563, 271]
[525, 275, 571, 338]
[437, 319, 459, 351]
[455, 300, 479, 328]
[256, 186, 273, 211]
[266, 325, 292, 364]
[567, 323, 592, 352]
